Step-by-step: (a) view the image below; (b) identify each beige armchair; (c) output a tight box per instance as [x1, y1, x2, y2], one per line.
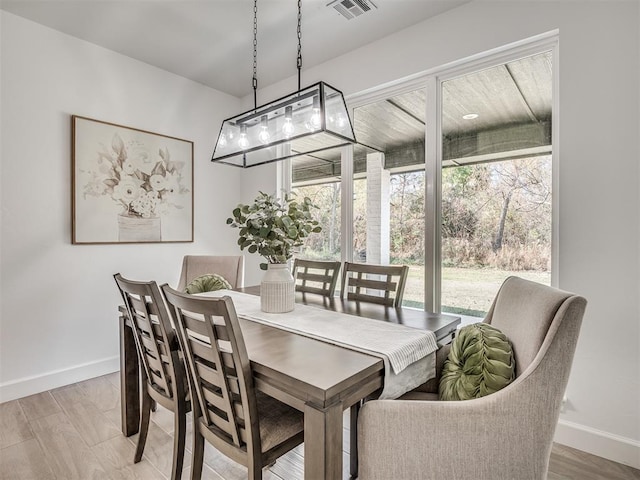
[176, 255, 244, 291]
[357, 276, 587, 480]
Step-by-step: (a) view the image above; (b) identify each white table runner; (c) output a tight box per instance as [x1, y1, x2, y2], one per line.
[202, 290, 438, 399]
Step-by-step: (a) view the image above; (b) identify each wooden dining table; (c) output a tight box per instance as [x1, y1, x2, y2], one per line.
[118, 287, 460, 480]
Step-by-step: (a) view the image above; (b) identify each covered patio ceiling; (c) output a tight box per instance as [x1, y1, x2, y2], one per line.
[293, 51, 552, 184]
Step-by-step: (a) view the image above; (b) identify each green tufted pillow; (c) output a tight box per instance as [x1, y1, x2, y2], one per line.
[185, 274, 232, 294]
[439, 323, 515, 401]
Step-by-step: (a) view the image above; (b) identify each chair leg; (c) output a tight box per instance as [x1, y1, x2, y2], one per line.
[190, 423, 205, 480]
[248, 461, 262, 480]
[134, 390, 152, 463]
[170, 405, 187, 480]
[350, 401, 361, 479]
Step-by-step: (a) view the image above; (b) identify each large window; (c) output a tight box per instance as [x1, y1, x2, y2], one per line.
[440, 51, 553, 318]
[288, 37, 556, 316]
[351, 88, 427, 307]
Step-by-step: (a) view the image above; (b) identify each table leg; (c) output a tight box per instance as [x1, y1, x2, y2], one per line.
[349, 402, 361, 479]
[119, 312, 140, 436]
[304, 401, 343, 480]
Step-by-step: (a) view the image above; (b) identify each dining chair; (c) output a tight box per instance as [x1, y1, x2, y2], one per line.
[340, 261, 409, 307]
[176, 255, 244, 291]
[357, 276, 587, 480]
[113, 274, 190, 480]
[161, 285, 305, 480]
[292, 258, 341, 297]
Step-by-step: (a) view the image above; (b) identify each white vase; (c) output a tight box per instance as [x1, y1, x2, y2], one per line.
[118, 214, 161, 242]
[260, 263, 295, 313]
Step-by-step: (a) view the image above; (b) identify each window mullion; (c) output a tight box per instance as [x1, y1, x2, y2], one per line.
[425, 75, 441, 313]
[340, 144, 354, 264]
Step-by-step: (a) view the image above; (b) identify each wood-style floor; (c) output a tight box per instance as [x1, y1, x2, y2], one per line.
[1, 373, 638, 480]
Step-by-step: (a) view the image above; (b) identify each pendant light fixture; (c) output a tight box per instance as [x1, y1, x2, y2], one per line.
[212, 0, 356, 168]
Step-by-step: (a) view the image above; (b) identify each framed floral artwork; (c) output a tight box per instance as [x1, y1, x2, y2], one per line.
[72, 115, 194, 244]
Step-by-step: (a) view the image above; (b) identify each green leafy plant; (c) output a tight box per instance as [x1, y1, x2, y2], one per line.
[227, 192, 322, 270]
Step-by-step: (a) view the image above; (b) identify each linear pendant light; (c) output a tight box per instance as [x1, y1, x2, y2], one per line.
[211, 0, 356, 168]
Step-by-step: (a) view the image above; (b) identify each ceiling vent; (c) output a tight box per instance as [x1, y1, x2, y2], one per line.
[328, 0, 377, 20]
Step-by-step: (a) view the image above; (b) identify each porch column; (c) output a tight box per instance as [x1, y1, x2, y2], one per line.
[366, 152, 390, 264]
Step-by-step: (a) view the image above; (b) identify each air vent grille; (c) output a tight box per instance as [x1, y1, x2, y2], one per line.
[328, 0, 377, 20]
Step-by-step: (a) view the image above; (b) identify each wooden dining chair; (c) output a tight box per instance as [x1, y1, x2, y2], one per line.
[113, 274, 190, 480]
[292, 258, 341, 297]
[161, 285, 305, 480]
[340, 262, 409, 307]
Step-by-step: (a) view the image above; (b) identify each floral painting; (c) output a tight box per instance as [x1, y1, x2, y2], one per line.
[72, 115, 193, 244]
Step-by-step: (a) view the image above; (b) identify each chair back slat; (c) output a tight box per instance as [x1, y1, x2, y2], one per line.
[347, 277, 398, 292]
[182, 313, 211, 337]
[162, 287, 260, 454]
[346, 291, 393, 306]
[189, 338, 217, 362]
[297, 272, 333, 283]
[145, 353, 164, 374]
[114, 274, 178, 400]
[204, 403, 239, 439]
[194, 359, 223, 386]
[293, 259, 341, 297]
[340, 262, 409, 307]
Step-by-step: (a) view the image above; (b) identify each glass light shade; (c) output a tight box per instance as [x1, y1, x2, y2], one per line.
[212, 82, 356, 168]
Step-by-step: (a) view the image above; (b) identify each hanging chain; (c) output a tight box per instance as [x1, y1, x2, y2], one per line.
[252, 0, 258, 110]
[296, 0, 302, 91]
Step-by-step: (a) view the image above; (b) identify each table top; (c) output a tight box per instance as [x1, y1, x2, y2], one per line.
[239, 318, 383, 406]
[238, 285, 461, 343]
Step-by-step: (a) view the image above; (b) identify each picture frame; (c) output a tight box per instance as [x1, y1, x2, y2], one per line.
[72, 115, 194, 244]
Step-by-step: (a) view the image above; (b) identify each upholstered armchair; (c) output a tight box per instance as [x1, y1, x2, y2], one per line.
[176, 255, 244, 291]
[357, 276, 587, 480]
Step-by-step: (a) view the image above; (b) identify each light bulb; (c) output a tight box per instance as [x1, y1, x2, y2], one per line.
[218, 133, 227, 148]
[309, 109, 321, 130]
[306, 95, 322, 131]
[335, 113, 346, 128]
[258, 115, 270, 144]
[282, 106, 295, 138]
[238, 124, 249, 149]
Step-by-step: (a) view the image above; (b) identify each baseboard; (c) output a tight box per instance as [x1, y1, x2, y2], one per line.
[555, 419, 640, 469]
[0, 356, 120, 403]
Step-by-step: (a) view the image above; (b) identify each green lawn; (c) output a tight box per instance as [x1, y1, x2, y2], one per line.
[403, 266, 551, 317]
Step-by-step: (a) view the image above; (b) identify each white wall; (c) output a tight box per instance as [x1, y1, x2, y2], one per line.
[0, 12, 243, 399]
[247, 0, 640, 467]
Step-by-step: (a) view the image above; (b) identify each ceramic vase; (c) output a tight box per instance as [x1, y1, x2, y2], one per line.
[260, 263, 295, 313]
[117, 214, 161, 242]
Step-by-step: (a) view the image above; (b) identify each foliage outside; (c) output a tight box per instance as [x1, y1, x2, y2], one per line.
[227, 192, 321, 270]
[294, 156, 550, 270]
[293, 156, 551, 315]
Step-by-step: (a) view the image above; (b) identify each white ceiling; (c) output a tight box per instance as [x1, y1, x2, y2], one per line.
[0, 0, 469, 98]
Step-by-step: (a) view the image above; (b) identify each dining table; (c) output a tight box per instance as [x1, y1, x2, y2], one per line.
[118, 287, 461, 480]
